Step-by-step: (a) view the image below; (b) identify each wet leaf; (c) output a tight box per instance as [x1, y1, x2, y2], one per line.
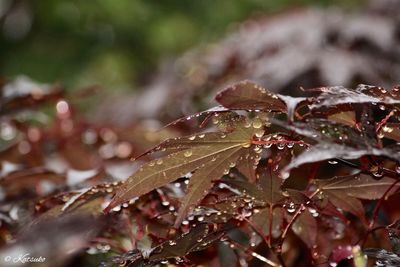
[328, 111, 356, 127]
[106, 118, 260, 219]
[364, 248, 400, 267]
[284, 143, 400, 175]
[315, 174, 400, 200]
[309, 85, 400, 110]
[148, 223, 225, 262]
[292, 210, 317, 248]
[215, 80, 286, 112]
[259, 163, 285, 206]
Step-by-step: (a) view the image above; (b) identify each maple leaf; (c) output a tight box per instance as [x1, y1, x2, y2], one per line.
[313, 174, 400, 223]
[309, 85, 400, 110]
[215, 80, 287, 112]
[105, 118, 262, 226]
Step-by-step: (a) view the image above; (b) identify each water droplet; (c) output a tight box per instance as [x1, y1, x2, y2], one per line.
[18, 141, 31, 154]
[242, 143, 251, 148]
[188, 135, 196, 141]
[287, 142, 294, 148]
[309, 207, 319, 217]
[252, 118, 263, 129]
[287, 202, 295, 213]
[162, 201, 170, 206]
[328, 160, 338, 165]
[198, 134, 205, 138]
[220, 134, 226, 139]
[156, 159, 163, 165]
[168, 240, 176, 246]
[197, 216, 204, 222]
[255, 129, 264, 138]
[396, 164, 400, 174]
[82, 129, 98, 145]
[263, 143, 272, 148]
[184, 150, 193, 157]
[382, 125, 393, 133]
[253, 146, 262, 153]
[281, 171, 290, 179]
[0, 122, 16, 141]
[112, 205, 122, 212]
[277, 143, 285, 150]
[229, 162, 236, 168]
[372, 171, 383, 178]
[212, 117, 219, 125]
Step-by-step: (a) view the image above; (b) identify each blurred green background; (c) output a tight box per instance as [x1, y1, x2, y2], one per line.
[0, 0, 364, 92]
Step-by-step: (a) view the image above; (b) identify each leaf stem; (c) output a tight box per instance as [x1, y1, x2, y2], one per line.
[227, 238, 280, 267]
[251, 139, 309, 146]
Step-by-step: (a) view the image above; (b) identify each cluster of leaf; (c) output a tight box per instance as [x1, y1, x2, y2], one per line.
[2, 78, 400, 267]
[0, 77, 180, 266]
[102, 80, 400, 266]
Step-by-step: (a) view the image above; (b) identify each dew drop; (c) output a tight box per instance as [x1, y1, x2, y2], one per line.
[396, 164, 400, 174]
[188, 135, 196, 141]
[328, 160, 338, 165]
[252, 118, 263, 129]
[255, 129, 264, 138]
[198, 134, 205, 138]
[156, 159, 163, 165]
[253, 146, 262, 153]
[0, 122, 16, 141]
[281, 171, 290, 180]
[242, 143, 251, 148]
[372, 171, 383, 178]
[287, 202, 295, 213]
[184, 150, 193, 157]
[212, 117, 219, 125]
[382, 125, 393, 133]
[112, 205, 122, 212]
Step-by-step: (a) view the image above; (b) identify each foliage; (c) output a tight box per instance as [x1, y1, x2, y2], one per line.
[2, 78, 400, 266]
